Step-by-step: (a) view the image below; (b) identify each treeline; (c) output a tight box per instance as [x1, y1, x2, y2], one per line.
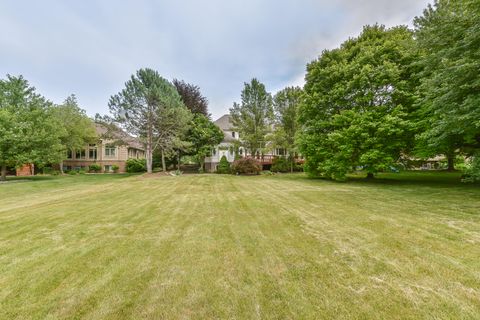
[298, 0, 479, 181]
[0, 70, 224, 180]
[106, 69, 224, 173]
[231, 0, 479, 181]
[0, 76, 96, 181]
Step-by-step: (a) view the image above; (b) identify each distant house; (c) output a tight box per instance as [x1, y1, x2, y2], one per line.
[204, 115, 243, 172]
[204, 114, 294, 172]
[62, 123, 145, 173]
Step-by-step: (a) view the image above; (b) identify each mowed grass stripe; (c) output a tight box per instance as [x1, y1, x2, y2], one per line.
[0, 173, 479, 319]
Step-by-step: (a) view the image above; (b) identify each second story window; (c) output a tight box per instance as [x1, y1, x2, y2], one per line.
[232, 131, 236, 138]
[105, 145, 116, 157]
[66, 150, 73, 159]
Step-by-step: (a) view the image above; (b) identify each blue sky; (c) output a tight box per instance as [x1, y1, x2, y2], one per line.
[0, 0, 431, 120]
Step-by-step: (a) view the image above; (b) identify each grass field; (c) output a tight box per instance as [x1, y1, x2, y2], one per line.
[1, 172, 479, 319]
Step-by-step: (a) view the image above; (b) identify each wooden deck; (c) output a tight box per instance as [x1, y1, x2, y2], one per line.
[245, 156, 304, 165]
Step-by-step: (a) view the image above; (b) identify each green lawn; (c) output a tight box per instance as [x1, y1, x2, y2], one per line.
[1, 172, 479, 319]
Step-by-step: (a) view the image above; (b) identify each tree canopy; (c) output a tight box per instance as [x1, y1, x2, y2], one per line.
[52, 94, 96, 172]
[230, 78, 273, 156]
[0, 75, 64, 180]
[298, 25, 419, 180]
[414, 0, 480, 169]
[173, 79, 209, 117]
[272, 86, 303, 171]
[109, 68, 191, 173]
[187, 114, 224, 171]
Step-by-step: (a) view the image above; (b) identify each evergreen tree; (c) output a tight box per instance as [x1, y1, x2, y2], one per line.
[109, 69, 191, 173]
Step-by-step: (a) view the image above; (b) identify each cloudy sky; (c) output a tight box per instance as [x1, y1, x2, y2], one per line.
[1, 0, 431, 120]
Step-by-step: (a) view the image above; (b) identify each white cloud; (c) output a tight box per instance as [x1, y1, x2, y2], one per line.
[0, 0, 432, 120]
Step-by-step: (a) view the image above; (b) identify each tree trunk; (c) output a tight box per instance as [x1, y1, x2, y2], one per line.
[447, 153, 455, 171]
[161, 149, 166, 172]
[59, 162, 64, 174]
[146, 107, 153, 174]
[177, 150, 180, 170]
[366, 172, 375, 179]
[0, 164, 6, 182]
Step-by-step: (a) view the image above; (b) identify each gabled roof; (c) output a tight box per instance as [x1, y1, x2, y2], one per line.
[214, 114, 238, 143]
[94, 123, 144, 150]
[214, 114, 234, 131]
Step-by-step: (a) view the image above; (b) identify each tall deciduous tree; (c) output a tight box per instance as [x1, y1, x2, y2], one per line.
[53, 94, 96, 173]
[230, 78, 273, 156]
[173, 79, 209, 117]
[298, 25, 419, 180]
[109, 68, 190, 173]
[0, 75, 64, 181]
[414, 0, 480, 170]
[273, 86, 303, 172]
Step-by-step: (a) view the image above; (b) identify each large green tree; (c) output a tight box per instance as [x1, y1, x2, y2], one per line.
[273, 86, 303, 172]
[230, 78, 273, 156]
[0, 75, 64, 181]
[109, 69, 191, 173]
[298, 25, 419, 180]
[414, 0, 480, 170]
[52, 94, 96, 173]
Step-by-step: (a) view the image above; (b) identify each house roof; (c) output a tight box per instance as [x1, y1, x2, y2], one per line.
[214, 115, 238, 143]
[94, 123, 144, 150]
[214, 114, 234, 131]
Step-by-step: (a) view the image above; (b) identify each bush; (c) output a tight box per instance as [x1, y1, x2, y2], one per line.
[462, 154, 480, 183]
[89, 164, 101, 173]
[271, 156, 290, 172]
[216, 156, 230, 174]
[231, 158, 262, 175]
[126, 158, 147, 173]
[78, 169, 86, 174]
[112, 165, 120, 173]
[67, 170, 78, 175]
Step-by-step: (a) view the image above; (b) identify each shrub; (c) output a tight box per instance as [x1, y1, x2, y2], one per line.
[112, 165, 120, 173]
[271, 156, 290, 172]
[231, 158, 262, 175]
[462, 154, 480, 183]
[67, 170, 78, 175]
[89, 164, 101, 173]
[78, 169, 86, 175]
[216, 156, 230, 174]
[126, 158, 147, 173]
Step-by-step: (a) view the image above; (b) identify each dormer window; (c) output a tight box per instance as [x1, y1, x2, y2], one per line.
[232, 131, 236, 138]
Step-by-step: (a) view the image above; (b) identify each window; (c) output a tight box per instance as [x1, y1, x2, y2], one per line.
[232, 131, 236, 138]
[66, 150, 73, 159]
[105, 145, 116, 157]
[75, 149, 86, 159]
[104, 165, 112, 172]
[89, 147, 97, 160]
[212, 148, 216, 156]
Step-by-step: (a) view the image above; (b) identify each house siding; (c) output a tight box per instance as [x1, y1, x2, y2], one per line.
[63, 140, 145, 173]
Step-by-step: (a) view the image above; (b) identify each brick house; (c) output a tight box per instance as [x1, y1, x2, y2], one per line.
[62, 123, 145, 173]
